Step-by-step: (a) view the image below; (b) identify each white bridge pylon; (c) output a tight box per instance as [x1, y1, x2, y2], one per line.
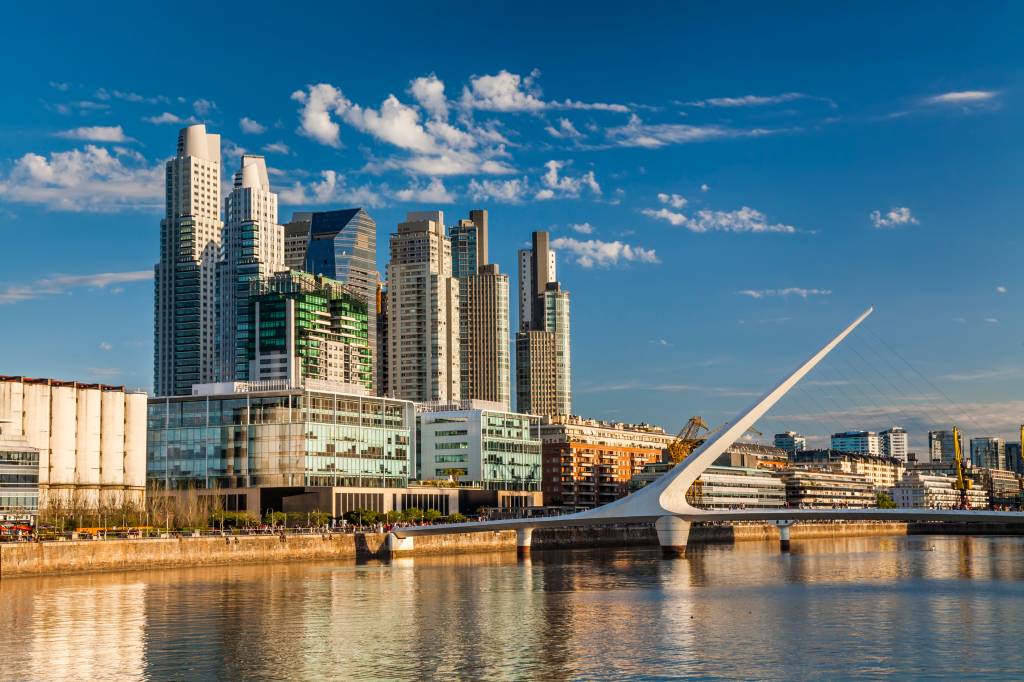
[390, 306, 1024, 555]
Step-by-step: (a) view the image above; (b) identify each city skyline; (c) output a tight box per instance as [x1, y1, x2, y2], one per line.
[1, 3, 1022, 444]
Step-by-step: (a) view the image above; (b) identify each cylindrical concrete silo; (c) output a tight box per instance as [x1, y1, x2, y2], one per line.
[100, 389, 126, 507]
[124, 392, 148, 506]
[48, 385, 78, 505]
[22, 383, 52, 502]
[75, 387, 102, 508]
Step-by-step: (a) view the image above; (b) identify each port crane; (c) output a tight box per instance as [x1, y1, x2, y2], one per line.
[951, 425, 972, 509]
[666, 416, 762, 464]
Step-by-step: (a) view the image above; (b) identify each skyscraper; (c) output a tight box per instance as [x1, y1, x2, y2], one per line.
[217, 154, 284, 381]
[386, 211, 460, 402]
[516, 231, 571, 416]
[880, 426, 909, 461]
[154, 124, 223, 396]
[283, 214, 312, 270]
[970, 436, 1006, 470]
[928, 429, 964, 463]
[304, 208, 379, 391]
[450, 210, 511, 408]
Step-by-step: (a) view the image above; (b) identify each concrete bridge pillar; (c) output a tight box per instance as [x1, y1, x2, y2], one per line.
[516, 527, 534, 556]
[386, 533, 414, 556]
[655, 516, 692, 558]
[771, 520, 795, 551]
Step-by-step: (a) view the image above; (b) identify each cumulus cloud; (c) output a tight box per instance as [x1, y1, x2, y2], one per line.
[291, 83, 350, 147]
[0, 270, 153, 305]
[569, 222, 594, 234]
[607, 114, 777, 148]
[460, 69, 629, 113]
[701, 183, 710, 192]
[870, 206, 918, 228]
[643, 197, 797, 234]
[98, 341, 113, 351]
[467, 177, 529, 204]
[545, 118, 584, 139]
[240, 117, 267, 134]
[344, 95, 438, 153]
[53, 126, 134, 143]
[409, 74, 448, 120]
[394, 177, 455, 203]
[737, 288, 831, 299]
[144, 112, 196, 125]
[535, 160, 601, 200]
[278, 170, 384, 207]
[997, 286, 1007, 294]
[551, 236, 658, 268]
[193, 99, 216, 116]
[0, 145, 163, 212]
[923, 90, 1000, 105]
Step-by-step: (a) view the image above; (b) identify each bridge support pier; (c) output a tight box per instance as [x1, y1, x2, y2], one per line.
[656, 516, 692, 558]
[386, 533, 414, 556]
[516, 527, 534, 557]
[771, 520, 794, 551]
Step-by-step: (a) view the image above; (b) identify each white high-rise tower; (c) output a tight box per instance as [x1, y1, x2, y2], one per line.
[217, 154, 284, 381]
[154, 125, 223, 396]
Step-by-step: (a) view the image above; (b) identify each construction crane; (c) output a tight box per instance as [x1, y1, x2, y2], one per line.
[665, 417, 763, 464]
[951, 425, 972, 509]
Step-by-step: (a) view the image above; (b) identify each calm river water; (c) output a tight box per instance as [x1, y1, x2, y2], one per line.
[3, 535, 1024, 680]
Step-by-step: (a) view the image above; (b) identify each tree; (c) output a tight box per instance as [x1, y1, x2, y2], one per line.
[263, 511, 287, 526]
[344, 509, 379, 526]
[401, 507, 424, 522]
[424, 509, 442, 523]
[445, 513, 467, 524]
[876, 491, 897, 509]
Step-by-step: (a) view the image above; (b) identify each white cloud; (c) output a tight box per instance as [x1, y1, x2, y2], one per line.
[550, 236, 658, 268]
[657, 192, 687, 209]
[545, 118, 583, 139]
[143, 112, 195, 125]
[985, 317, 999, 323]
[193, 99, 216, 116]
[569, 222, 594, 235]
[0, 145, 163, 212]
[650, 339, 672, 347]
[291, 83, 350, 147]
[261, 142, 291, 155]
[98, 341, 113, 351]
[344, 95, 438, 153]
[923, 90, 1000, 105]
[394, 177, 455, 203]
[549, 99, 630, 113]
[49, 81, 70, 92]
[643, 199, 797, 234]
[278, 170, 384, 207]
[997, 286, 1007, 294]
[607, 114, 776, 148]
[737, 288, 831, 299]
[370, 152, 516, 177]
[54, 126, 133, 143]
[535, 160, 601, 200]
[701, 183, 710, 192]
[461, 69, 546, 112]
[240, 117, 267, 134]
[686, 92, 810, 107]
[409, 74, 448, 120]
[0, 270, 153, 305]
[467, 177, 529, 204]
[870, 206, 918, 228]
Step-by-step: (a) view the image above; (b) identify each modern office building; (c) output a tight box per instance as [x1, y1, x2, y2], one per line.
[154, 124, 223, 396]
[539, 415, 674, 509]
[891, 471, 990, 509]
[928, 429, 964, 463]
[516, 232, 571, 416]
[0, 376, 146, 508]
[792, 449, 905, 490]
[417, 400, 542, 496]
[449, 210, 511, 409]
[773, 431, 806, 454]
[217, 154, 285, 381]
[1006, 442, 1023, 475]
[970, 436, 1006, 470]
[246, 270, 372, 391]
[0, 420, 39, 523]
[385, 211, 460, 402]
[879, 426, 909, 461]
[283, 215, 312, 270]
[304, 208, 380, 391]
[781, 468, 876, 509]
[830, 430, 881, 455]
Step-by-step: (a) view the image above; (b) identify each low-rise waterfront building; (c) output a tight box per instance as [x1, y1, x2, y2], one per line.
[969, 467, 1021, 508]
[539, 415, 674, 509]
[685, 465, 786, 509]
[0, 420, 39, 523]
[417, 401, 542, 501]
[891, 470, 990, 509]
[0, 376, 146, 508]
[714, 442, 789, 470]
[792, 449, 905, 490]
[781, 468, 876, 508]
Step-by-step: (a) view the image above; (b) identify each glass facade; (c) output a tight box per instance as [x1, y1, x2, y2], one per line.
[0, 446, 39, 519]
[147, 389, 414, 491]
[480, 412, 542, 490]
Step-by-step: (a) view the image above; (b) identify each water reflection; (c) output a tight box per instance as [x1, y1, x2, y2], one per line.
[3, 536, 1024, 680]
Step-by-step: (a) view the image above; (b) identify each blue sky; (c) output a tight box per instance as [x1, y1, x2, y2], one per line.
[1, 2, 1022, 450]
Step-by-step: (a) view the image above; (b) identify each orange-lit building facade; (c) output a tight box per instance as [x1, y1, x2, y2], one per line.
[538, 415, 675, 509]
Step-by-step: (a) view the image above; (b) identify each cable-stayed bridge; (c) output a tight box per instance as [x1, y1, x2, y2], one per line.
[391, 307, 1024, 556]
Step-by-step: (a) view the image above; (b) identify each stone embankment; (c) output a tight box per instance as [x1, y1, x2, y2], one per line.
[0, 521, 925, 578]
